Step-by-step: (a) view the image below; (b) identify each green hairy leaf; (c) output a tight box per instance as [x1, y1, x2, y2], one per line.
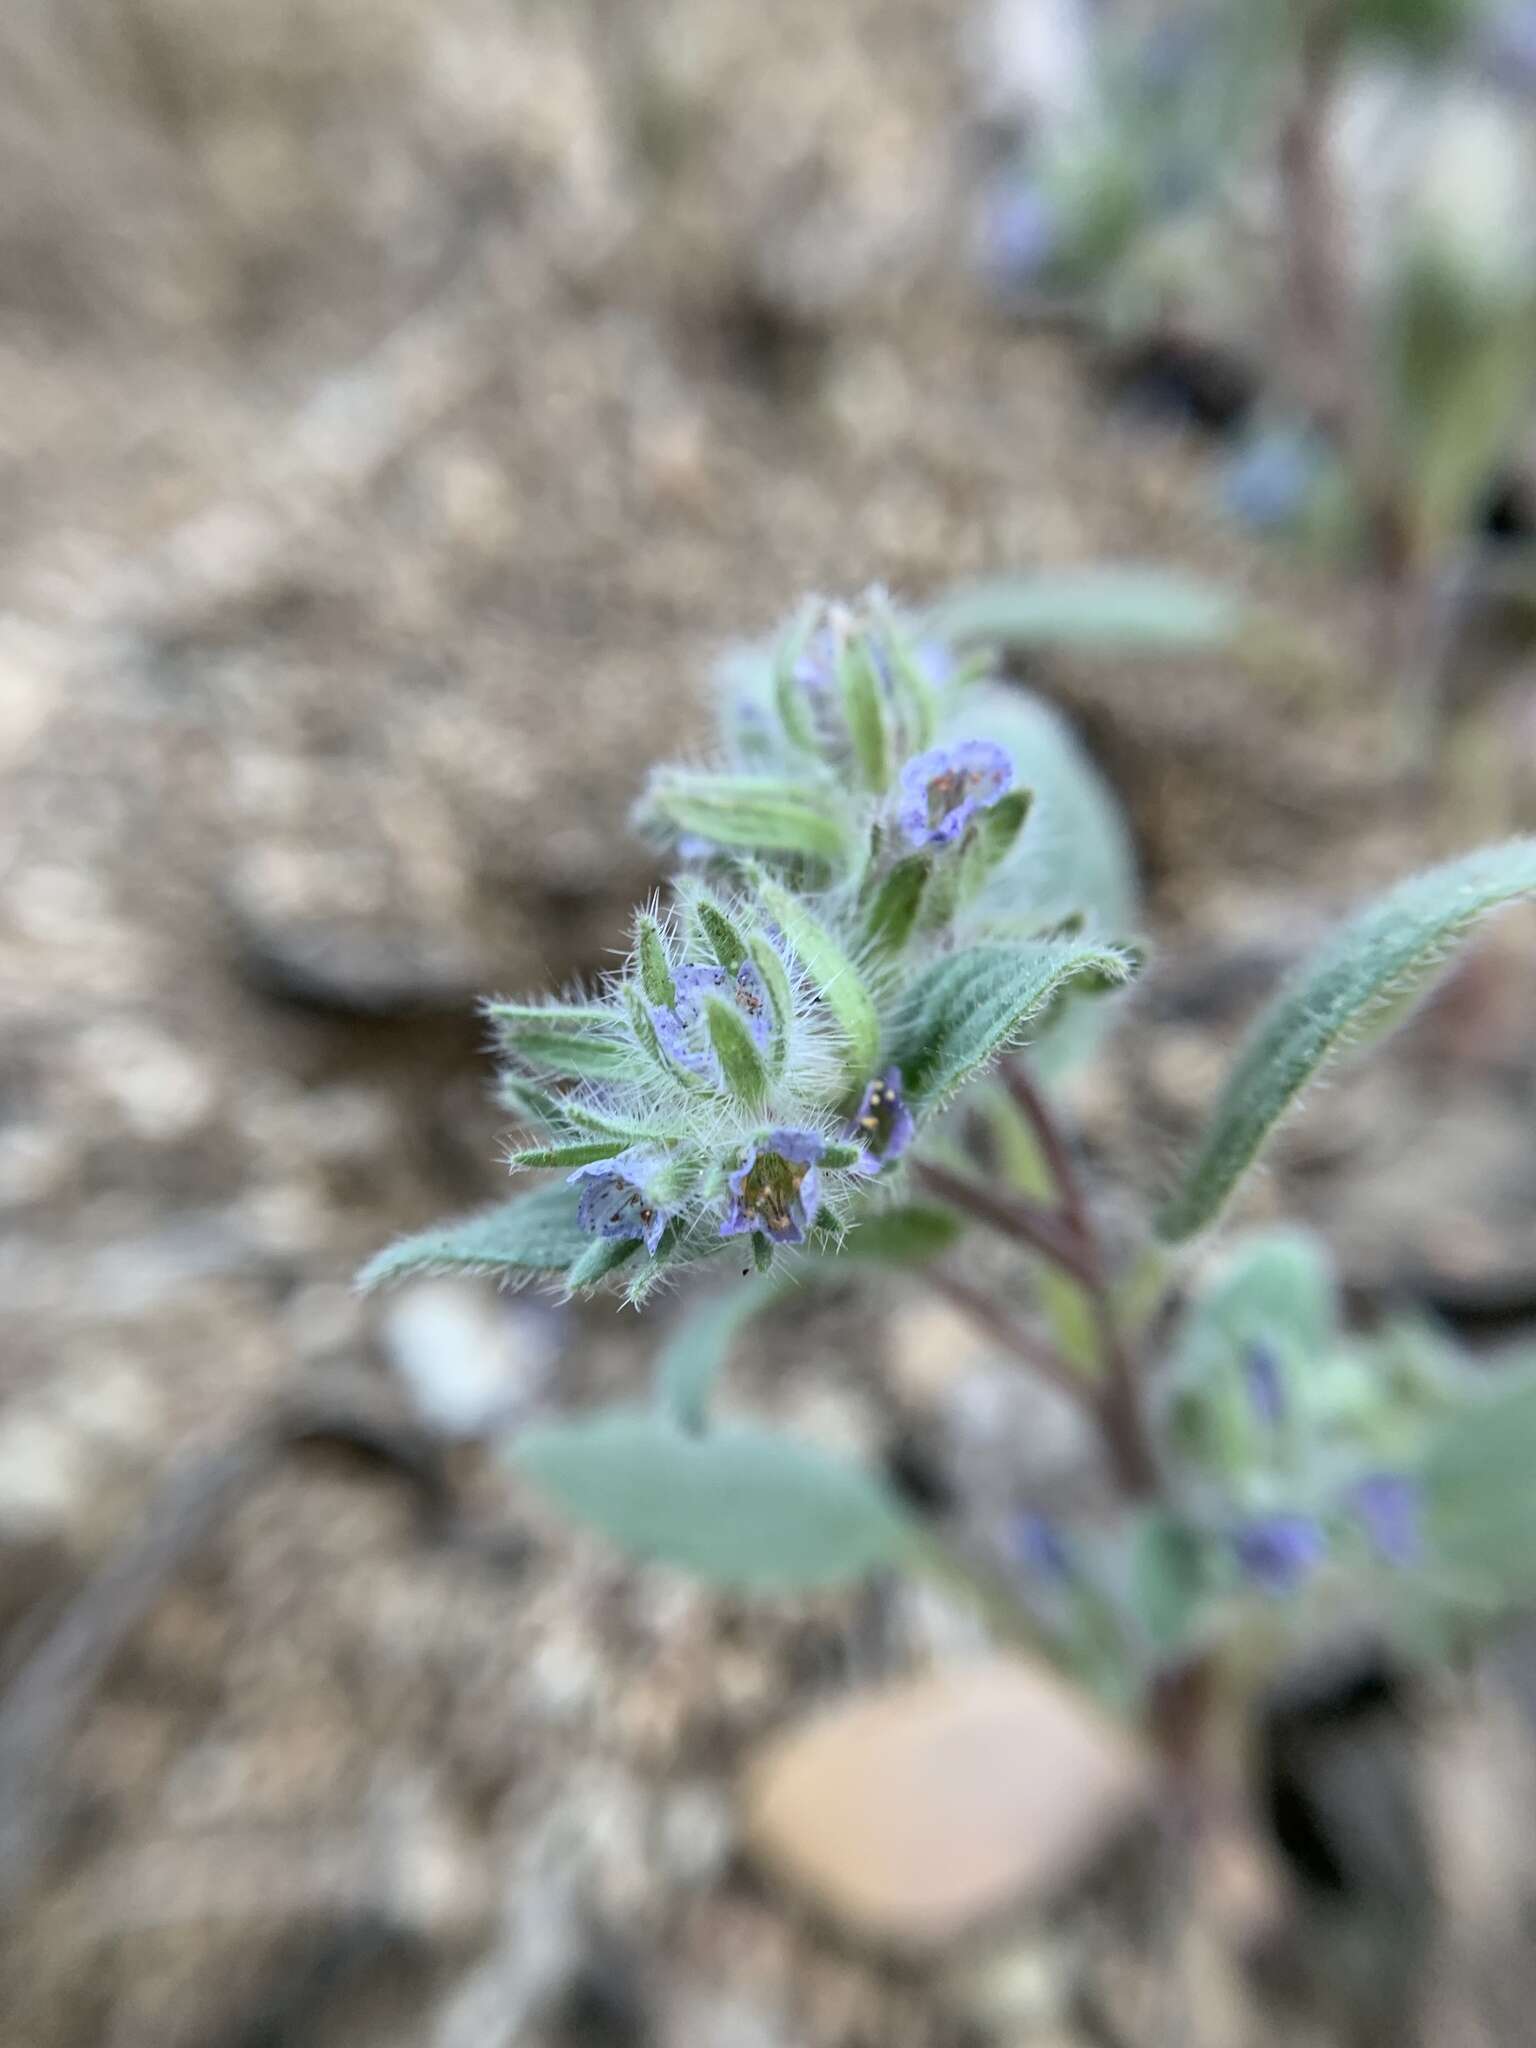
[644, 772, 848, 867]
[1128, 1512, 1209, 1659]
[1158, 840, 1536, 1240]
[755, 876, 881, 1081]
[1425, 1369, 1536, 1603]
[885, 939, 1136, 1108]
[512, 1406, 915, 1589]
[1180, 1228, 1339, 1364]
[655, 1277, 786, 1425]
[358, 1181, 591, 1291]
[827, 1203, 965, 1264]
[920, 569, 1243, 655]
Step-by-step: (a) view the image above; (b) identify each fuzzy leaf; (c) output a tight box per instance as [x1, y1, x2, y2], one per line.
[512, 1406, 915, 1588]
[827, 1203, 965, 1264]
[643, 772, 848, 867]
[705, 995, 769, 1107]
[921, 570, 1243, 654]
[756, 877, 881, 1082]
[864, 855, 930, 957]
[1179, 1228, 1339, 1366]
[1128, 1513, 1209, 1659]
[1158, 840, 1536, 1240]
[359, 1182, 591, 1291]
[885, 940, 1136, 1108]
[1425, 1368, 1536, 1603]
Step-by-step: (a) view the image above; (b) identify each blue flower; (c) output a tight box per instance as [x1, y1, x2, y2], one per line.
[850, 1066, 915, 1170]
[719, 1129, 824, 1245]
[1233, 1513, 1325, 1596]
[897, 740, 1013, 849]
[1244, 1341, 1286, 1428]
[1482, 4, 1536, 90]
[1010, 1511, 1073, 1585]
[1348, 1472, 1422, 1567]
[1220, 428, 1323, 534]
[979, 177, 1061, 296]
[651, 959, 772, 1075]
[569, 1148, 671, 1254]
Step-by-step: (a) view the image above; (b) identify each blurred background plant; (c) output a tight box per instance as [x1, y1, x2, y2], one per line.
[974, 0, 1536, 745]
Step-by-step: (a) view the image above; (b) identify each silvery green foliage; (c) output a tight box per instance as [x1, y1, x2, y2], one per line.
[1158, 838, 1536, 1240]
[362, 591, 1139, 1309]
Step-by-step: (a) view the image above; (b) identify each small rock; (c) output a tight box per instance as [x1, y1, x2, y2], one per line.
[742, 1658, 1154, 1952]
[379, 1278, 559, 1439]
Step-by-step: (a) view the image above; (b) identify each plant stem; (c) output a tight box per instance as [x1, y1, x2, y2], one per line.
[999, 1062, 1161, 1500]
[913, 1158, 1093, 1284]
[926, 1264, 1092, 1408]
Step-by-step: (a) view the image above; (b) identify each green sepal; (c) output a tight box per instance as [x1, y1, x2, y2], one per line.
[838, 636, 892, 792]
[637, 915, 676, 1008]
[510, 1138, 632, 1170]
[818, 1140, 864, 1170]
[705, 995, 769, 1107]
[625, 980, 702, 1091]
[486, 1001, 631, 1080]
[696, 897, 748, 972]
[959, 787, 1034, 900]
[755, 876, 881, 1084]
[564, 1235, 641, 1294]
[863, 854, 929, 957]
[748, 933, 795, 1076]
[752, 1232, 775, 1276]
[643, 771, 848, 869]
[870, 601, 939, 751]
[772, 602, 823, 754]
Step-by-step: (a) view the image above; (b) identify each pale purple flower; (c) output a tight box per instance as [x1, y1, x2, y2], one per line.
[979, 178, 1061, 294]
[1221, 428, 1322, 533]
[1483, 3, 1536, 89]
[1244, 1342, 1286, 1428]
[1010, 1511, 1073, 1585]
[719, 1129, 824, 1245]
[1234, 1514, 1325, 1596]
[897, 740, 1013, 849]
[569, 1148, 671, 1254]
[651, 959, 770, 1074]
[1348, 1473, 1422, 1567]
[850, 1066, 915, 1170]
[791, 625, 838, 699]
